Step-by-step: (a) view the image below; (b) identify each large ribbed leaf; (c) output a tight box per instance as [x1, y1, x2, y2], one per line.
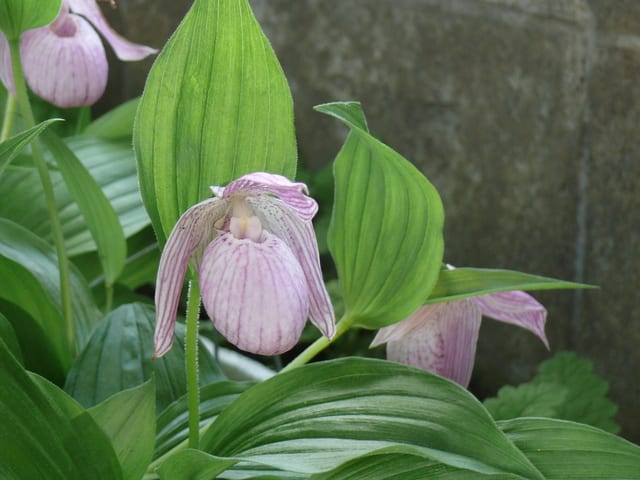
[0, 311, 22, 363]
[0, 337, 123, 480]
[88, 381, 156, 480]
[154, 381, 250, 459]
[0, 119, 61, 176]
[0, 0, 60, 39]
[500, 418, 640, 479]
[64, 303, 224, 412]
[199, 358, 542, 479]
[310, 449, 489, 480]
[134, 0, 297, 245]
[0, 136, 149, 255]
[427, 267, 594, 304]
[0, 218, 101, 369]
[43, 132, 126, 285]
[316, 102, 444, 328]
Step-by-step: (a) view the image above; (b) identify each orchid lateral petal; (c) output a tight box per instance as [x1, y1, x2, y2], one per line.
[381, 301, 482, 387]
[247, 195, 336, 339]
[199, 231, 310, 355]
[153, 197, 226, 358]
[0, 33, 14, 95]
[223, 172, 318, 221]
[20, 14, 108, 108]
[67, 0, 157, 61]
[473, 291, 549, 349]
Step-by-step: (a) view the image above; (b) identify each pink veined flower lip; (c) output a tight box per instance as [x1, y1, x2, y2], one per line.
[371, 272, 549, 387]
[0, 0, 157, 108]
[153, 172, 336, 358]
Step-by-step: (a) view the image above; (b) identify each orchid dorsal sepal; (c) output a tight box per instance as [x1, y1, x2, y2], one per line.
[153, 172, 335, 358]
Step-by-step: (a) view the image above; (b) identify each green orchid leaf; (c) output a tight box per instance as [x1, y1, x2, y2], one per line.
[0, 0, 61, 39]
[64, 303, 224, 412]
[316, 102, 444, 328]
[88, 380, 156, 480]
[0, 337, 123, 480]
[310, 448, 489, 480]
[42, 132, 126, 286]
[427, 267, 594, 304]
[200, 358, 542, 479]
[134, 0, 297, 245]
[0, 118, 61, 176]
[0, 136, 150, 256]
[0, 311, 23, 364]
[0, 218, 101, 370]
[84, 97, 140, 139]
[501, 418, 640, 479]
[0, 300, 66, 382]
[155, 381, 251, 459]
[157, 450, 238, 480]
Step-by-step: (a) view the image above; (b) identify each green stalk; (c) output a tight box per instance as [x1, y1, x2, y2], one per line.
[1, 94, 16, 142]
[8, 39, 75, 354]
[280, 315, 355, 373]
[185, 278, 202, 449]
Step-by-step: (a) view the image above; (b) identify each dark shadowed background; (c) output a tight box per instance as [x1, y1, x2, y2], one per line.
[99, 0, 640, 441]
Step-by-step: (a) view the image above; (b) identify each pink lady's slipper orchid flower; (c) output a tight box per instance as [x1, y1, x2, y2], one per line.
[154, 172, 336, 357]
[371, 290, 548, 387]
[0, 0, 156, 107]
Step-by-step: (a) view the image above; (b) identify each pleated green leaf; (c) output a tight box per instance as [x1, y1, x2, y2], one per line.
[134, 0, 297, 245]
[200, 358, 542, 479]
[310, 448, 490, 480]
[155, 381, 250, 459]
[0, 311, 22, 364]
[0, 0, 60, 39]
[0, 337, 123, 480]
[43, 132, 126, 285]
[0, 118, 61, 176]
[88, 380, 156, 480]
[157, 450, 238, 480]
[500, 418, 640, 479]
[64, 303, 224, 412]
[316, 102, 444, 328]
[0, 136, 149, 256]
[0, 218, 101, 369]
[427, 267, 594, 304]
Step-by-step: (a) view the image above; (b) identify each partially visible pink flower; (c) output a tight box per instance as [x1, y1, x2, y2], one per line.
[0, 0, 156, 107]
[371, 290, 548, 387]
[154, 172, 335, 358]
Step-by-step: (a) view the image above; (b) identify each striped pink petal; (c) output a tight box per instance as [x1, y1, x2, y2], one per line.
[153, 197, 228, 358]
[222, 172, 318, 221]
[199, 231, 309, 355]
[472, 291, 549, 348]
[247, 194, 335, 339]
[20, 13, 107, 107]
[0, 33, 14, 95]
[67, 0, 157, 61]
[379, 301, 482, 387]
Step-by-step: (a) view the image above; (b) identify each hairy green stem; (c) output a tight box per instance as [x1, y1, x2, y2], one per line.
[1, 94, 16, 142]
[185, 279, 202, 449]
[281, 315, 355, 373]
[8, 39, 75, 354]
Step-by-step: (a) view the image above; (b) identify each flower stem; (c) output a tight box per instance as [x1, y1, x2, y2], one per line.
[281, 315, 355, 373]
[8, 38, 75, 355]
[185, 278, 202, 449]
[1, 94, 16, 142]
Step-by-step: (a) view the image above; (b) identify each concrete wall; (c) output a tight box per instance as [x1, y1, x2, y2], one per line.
[104, 0, 640, 440]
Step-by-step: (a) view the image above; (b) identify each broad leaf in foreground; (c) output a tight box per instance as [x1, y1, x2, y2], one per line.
[200, 358, 542, 478]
